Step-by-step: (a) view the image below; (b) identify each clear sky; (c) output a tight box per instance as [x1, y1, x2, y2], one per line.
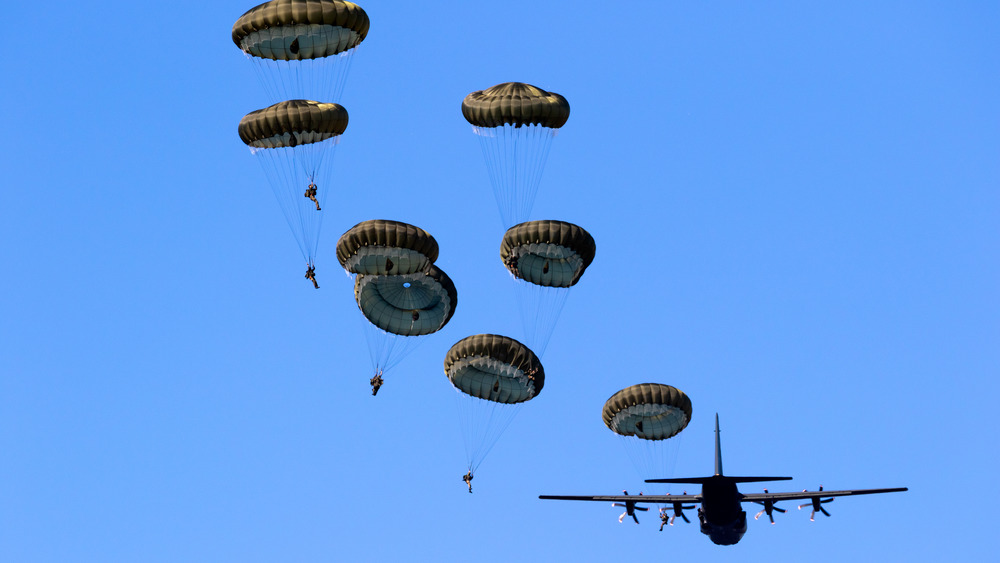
[1, 1, 997, 561]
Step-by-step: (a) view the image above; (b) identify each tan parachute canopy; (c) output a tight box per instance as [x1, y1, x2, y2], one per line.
[337, 220, 439, 276]
[233, 0, 370, 61]
[445, 334, 544, 404]
[462, 83, 570, 129]
[602, 384, 692, 441]
[500, 220, 596, 288]
[355, 265, 457, 336]
[238, 100, 348, 148]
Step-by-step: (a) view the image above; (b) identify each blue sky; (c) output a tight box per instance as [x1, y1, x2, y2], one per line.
[1, 1, 997, 561]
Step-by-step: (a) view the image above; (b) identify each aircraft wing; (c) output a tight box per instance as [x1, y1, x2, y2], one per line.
[740, 487, 908, 504]
[539, 493, 702, 504]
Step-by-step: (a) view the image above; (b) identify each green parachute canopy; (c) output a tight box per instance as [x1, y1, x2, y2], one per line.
[239, 100, 349, 149]
[354, 265, 457, 337]
[233, 0, 370, 61]
[337, 219, 439, 276]
[462, 83, 570, 129]
[602, 384, 692, 441]
[462, 83, 570, 228]
[445, 334, 544, 404]
[501, 220, 596, 288]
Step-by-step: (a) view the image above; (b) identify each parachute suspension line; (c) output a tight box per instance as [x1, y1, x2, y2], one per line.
[475, 126, 508, 227]
[258, 147, 307, 261]
[290, 141, 322, 261]
[453, 391, 523, 474]
[357, 311, 427, 378]
[250, 137, 340, 264]
[254, 145, 310, 261]
[298, 135, 339, 184]
[487, 125, 516, 227]
[530, 127, 555, 218]
[509, 277, 571, 358]
[345, 272, 392, 376]
[331, 48, 357, 103]
[507, 127, 519, 226]
[618, 433, 685, 500]
[473, 125, 556, 229]
[477, 398, 521, 472]
[244, 51, 278, 104]
[244, 46, 360, 104]
[514, 126, 555, 227]
[294, 136, 338, 261]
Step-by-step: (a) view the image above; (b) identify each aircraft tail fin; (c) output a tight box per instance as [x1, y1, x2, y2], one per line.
[714, 413, 722, 476]
[646, 414, 724, 484]
[645, 415, 793, 485]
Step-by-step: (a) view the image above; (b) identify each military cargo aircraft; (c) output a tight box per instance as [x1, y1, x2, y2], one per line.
[540, 414, 907, 545]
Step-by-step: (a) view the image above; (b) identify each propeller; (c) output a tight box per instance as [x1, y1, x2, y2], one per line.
[752, 488, 787, 524]
[665, 491, 695, 524]
[798, 486, 834, 521]
[612, 491, 649, 511]
[614, 491, 646, 524]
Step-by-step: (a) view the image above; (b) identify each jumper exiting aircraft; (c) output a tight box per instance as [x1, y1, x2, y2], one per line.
[540, 414, 907, 545]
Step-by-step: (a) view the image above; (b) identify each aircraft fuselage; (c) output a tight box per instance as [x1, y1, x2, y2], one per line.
[697, 476, 747, 545]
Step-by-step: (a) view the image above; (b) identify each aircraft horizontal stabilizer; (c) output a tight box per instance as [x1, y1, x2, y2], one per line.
[646, 476, 793, 484]
[720, 476, 793, 484]
[645, 477, 713, 484]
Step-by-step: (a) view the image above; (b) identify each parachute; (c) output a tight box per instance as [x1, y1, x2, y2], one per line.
[500, 220, 595, 356]
[336, 219, 439, 275]
[462, 83, 570, 228]
[338, 221, 456, 386]
[239, 100, 348, 269]
[354, 265, 457, 337]
[603, 384, 692, 494]
[445, 334, 543, 474]
[233, 0, 370, 102]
